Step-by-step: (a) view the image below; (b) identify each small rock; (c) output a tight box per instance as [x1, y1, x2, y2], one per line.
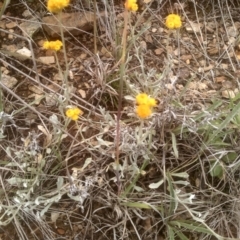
[222, 80, 233, 89]
[199, 60, 206, 67]
[8, 34, 13, 39]
[29, 85, 43, 94]
[79, 53, 87, 59]
[222, 90, 235, 99]
[3, 69, 9, 74]
[78, 89, 86, 98]
[140, 41, 147, 50]
[2, 44, 17, 52]
[42, 11, 104, 37]
[188, 81, 207, 90]
[53, 73, 63, 81]
[185, 21, 202, 33]
[16, 47, 32, 58]
[1, 74, 18, 89]
[151, 28, 157, 33]
[22, 9, 33, 18]
[38, 56, 55, 64]
[145, 34, 153, 43]
[45, 92, 58, 106]
[227, 26, 237, 38]
[178, 68, 190, 79]
[6, 21, 17, 29]
[28, 93, 43, 105]
[19, 18, 41, 37]
[158, 27, 164, 33]
[234, 88, 239, 94]
[165, 83, 174, 90]
[220, 64, 228, 69]
[0, 21, 6, 29]
[154, 48, 164, 55]
[214, 76, 226, 83]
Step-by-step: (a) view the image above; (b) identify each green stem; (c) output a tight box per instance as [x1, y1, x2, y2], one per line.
[0, 0, 10, 19]
[121, 158, 149, 198]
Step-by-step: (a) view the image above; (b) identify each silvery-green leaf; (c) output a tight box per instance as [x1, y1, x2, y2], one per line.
[149, 179, 164, 189]
[57, 176, 64, 190]
[40, 203, 51, 217]
[49, 114, 59, 125]
[134, 185, 144, 192]
[171, 172, 189, 179]
[81, 158, 92, 171]
[51, 212, 60, 223]
[124, 95, 135, 101]
[172, 180, 190, 186]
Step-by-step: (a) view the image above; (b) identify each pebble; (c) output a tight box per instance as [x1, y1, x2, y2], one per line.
[79, 53, 87, 59]
[22, 9, 32, 18]
[8, 34, 13, 39]
[38, 56, 55, 65]
[16, 47, 32, 58]
[8, 29, 14, 39]
[0, 21, 5, 29]
[6, 21, 17, 29]
[1, 74, 18, 89]
[222, 90, 235, 99]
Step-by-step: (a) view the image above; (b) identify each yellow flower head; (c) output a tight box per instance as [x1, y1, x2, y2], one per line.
[135, 93, 157, 119]
[136, 93, 157, 107]
[66, 107, 83, 121]
[165, 14, 182, 29]
[43, 40, 63, 51]
[125, 0, 138, 12]
[136, 105, 152, 119]
[47, 0, 70, 13]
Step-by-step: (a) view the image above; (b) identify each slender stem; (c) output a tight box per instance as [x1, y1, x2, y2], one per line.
[58, 11, 70, 102]
[121, 9, 129, 64]
[115, 9, 129, 194]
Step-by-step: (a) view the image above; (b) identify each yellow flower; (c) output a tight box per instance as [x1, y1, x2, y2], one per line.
[147, 97, 157, 107]
[43, 40, 63, 51]
[135, 93, 157, 119]
[165, 14, 182, 29]
[66, 107, 83, 121]
[47, 0, 70, 13]
[136, 93, 157, 107]
[125, 0, 138, 12]
[136, 105, 152, 119]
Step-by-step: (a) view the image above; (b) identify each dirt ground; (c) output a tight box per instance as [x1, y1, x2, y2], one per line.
[0, 0, 240, 239]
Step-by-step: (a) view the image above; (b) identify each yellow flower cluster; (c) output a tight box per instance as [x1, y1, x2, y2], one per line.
[165, 14, 182, 29]
[43, 40, 63, 51]
[65, 107, 83, 121]
[135, 93, 156, 119]
[125, 0, 138, 12]
[47, 0, 70, 13]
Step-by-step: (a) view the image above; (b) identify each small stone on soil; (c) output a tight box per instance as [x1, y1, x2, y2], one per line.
[6, 21, 17, 29]
[38, 56, 55, 65]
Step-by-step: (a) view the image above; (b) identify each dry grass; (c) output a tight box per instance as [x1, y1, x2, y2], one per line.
[0, 0, 240, 239]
